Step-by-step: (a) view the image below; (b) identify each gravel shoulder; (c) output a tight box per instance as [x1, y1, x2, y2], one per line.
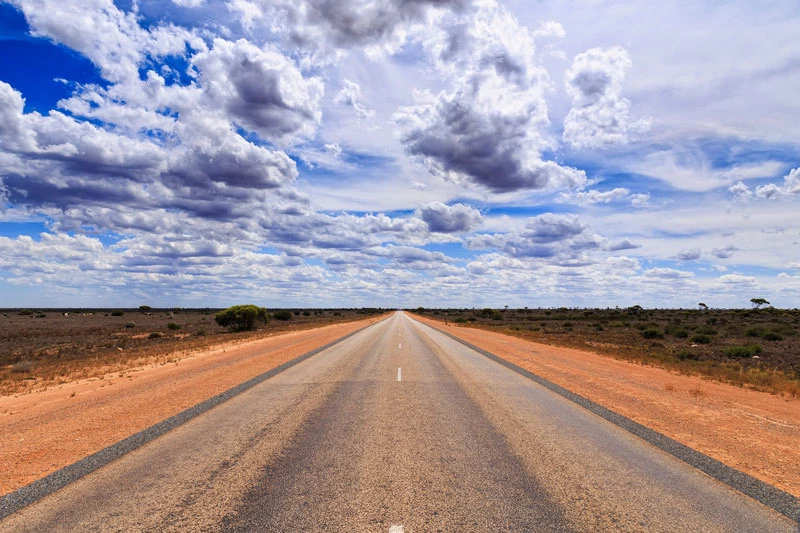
[413, 315, 800, 498]
[0, 315, 386, 496]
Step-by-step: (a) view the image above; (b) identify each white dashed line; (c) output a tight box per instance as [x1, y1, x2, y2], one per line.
[389, 526, 404, 533]
[397, 367, 402, 382]
[399, 343, 402, 348]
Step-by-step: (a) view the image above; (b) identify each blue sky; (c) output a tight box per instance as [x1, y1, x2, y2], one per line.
[0, 0, 799, 309]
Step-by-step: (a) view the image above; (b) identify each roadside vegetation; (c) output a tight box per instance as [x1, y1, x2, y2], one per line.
[412, 306, 800, 397]
[0, 307, 386, 394]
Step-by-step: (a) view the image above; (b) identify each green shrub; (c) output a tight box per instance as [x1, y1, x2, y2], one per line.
[111, 310, 124, 317]
[695, 326, 717, 335]
[762, 331, 783, 341]
[273, 310, 293, 321]
[677, 349, 698, 361]
[125, 321, 136, 328]
[454, 317, 468, 323]
[642, 328, 664, 339]
[691, 334, 713, 344]
[167, 322, 181, 330]
[745, 327, 764, 337]
[17, 309, 33, 316]
[215, 304, 270, 331]
[724, 344, 763, 358]
[303, 311, 311, 316]
[148, 332, 162, 339]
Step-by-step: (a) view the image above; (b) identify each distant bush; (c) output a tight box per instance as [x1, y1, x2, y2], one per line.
[111, 310, 124, 317]
[454, 317, 468, 323]
[139, 305, 151, 313]
[677, 349, 698, 361]
[125, 321, 136, 328]
[745, 327, 763, 337]
[167, 322, 181, 330]
[215, 304, 269, 331]
[273, 310, 293, 321]
[148, 332, 162, 339]
[724, 345, 762, 358]
[691, 334, 713, 344]
[17, 309, 33, 316]
[695, 326, 718, 335]
[303, 311, 311, 316]
[642, 328, 664, 339]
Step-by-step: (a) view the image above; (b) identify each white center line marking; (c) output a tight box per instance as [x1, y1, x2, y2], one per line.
[397, 367, 402, 382]
[389, 526, 404, 533]
[399, 343, 402, 348]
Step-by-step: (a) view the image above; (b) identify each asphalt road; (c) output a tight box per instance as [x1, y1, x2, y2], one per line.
[1, 312, 796, 532]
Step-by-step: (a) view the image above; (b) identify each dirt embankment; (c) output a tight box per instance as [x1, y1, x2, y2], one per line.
[413, 315, 800, 498]
[0, 316, 386, 496]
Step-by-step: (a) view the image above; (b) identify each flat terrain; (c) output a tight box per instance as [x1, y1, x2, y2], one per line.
[413, 307, 800, 396]
[2, 313, 794, 531]
[0, 307, 384, 395]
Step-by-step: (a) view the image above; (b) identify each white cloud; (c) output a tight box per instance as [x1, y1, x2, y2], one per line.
[193, 39, 324, 143]
[727, 168, 800, 201]
[333, 79, 376, 119]
[419, 202, 482, 233]
[632, 151, 785, 192]
[394, 2, 586, 192]
[563, 46, 648, 149]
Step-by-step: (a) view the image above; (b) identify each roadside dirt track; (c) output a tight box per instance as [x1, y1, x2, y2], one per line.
[413, 315, 800, 498]
[0, 316, 386, 496]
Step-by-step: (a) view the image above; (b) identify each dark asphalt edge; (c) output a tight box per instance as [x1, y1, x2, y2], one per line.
[0, 318, 385, 521]
[420, 319, 800, 524]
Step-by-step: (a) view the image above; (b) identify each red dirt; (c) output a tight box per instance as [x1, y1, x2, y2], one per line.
[414, 315, 800, 498]
[0, 316, 385, 496]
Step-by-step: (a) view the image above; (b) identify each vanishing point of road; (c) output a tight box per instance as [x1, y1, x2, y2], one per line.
[1, 312, 796, 531]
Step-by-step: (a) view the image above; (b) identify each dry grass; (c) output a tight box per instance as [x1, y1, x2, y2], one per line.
[414, 307, 800, 398]
[1, 308, 385, 395]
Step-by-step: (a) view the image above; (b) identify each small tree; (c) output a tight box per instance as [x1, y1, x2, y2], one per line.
[215, 304, 269, 332]
[698, 302, 708, 311]
[273, 310, 292, 321]
[750, 298, 770, 309]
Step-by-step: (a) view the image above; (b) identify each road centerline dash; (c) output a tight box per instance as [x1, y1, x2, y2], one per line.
[397, 367, 402, 382]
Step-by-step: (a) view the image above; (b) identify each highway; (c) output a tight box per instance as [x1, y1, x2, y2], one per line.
[1, 312, 795, 531]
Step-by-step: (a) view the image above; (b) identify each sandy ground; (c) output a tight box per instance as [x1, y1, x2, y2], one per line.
[413, 315, 800, 498]
[0, 316, 385, 496]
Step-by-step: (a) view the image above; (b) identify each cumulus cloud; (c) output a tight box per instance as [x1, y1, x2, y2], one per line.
[711, 245, 738, 259]
[228, 0, 469, 53]
[419, 202, 482, 233]
[563, 46, 648, 149]
[466, 213, 602, 262]
[394, 2, 586, 192]
[643, 267, 693, 279]
[334, 79, 376, 119]
[602, 238, 641, 251]
[557, 187, 644, 207]
[10, 0, 198, 84]
[193, 39, 324, 143]
[677, 248, 701, 261]
[728, 168, 800, 201]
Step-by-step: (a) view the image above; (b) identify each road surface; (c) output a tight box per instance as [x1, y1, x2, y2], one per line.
[1, 312, 795, 531]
